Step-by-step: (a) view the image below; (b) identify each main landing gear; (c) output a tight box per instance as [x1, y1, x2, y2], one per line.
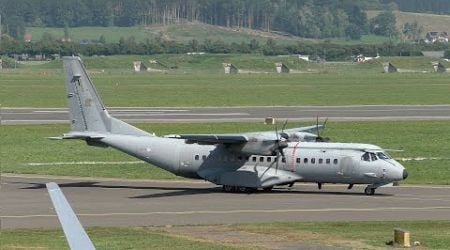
[222, 185, 272, 193]
[364, 186, 376, 195]
[222, 185, 257, 193]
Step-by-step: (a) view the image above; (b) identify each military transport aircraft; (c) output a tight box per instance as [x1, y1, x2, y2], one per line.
[52, 56, 408, 196]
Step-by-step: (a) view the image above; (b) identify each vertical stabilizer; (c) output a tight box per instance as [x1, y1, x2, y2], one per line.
[63, 56, 151, 137]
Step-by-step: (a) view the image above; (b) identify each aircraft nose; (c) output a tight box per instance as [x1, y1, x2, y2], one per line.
[402, 169, 408, 180]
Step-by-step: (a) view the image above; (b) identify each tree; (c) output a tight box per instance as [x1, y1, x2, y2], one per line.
[6, 16, 25, 40]
[370, 11, 398, 39]
[444, 50, 450, 59]
[99, 35, 106, 44]
[346, 24, 363, 40]
[402, 21, 423, 41]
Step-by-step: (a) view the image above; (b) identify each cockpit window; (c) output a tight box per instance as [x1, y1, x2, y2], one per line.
[362, 152, 370, 161]
[362, 152, 380, 162]
[376, 152, 391, 160]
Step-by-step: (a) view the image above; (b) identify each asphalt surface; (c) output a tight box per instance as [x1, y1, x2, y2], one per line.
[2, 105, 450, 124]
[2, 175, 450, 229]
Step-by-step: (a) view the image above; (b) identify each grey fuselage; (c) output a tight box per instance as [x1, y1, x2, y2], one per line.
[101, 135, 405, 187]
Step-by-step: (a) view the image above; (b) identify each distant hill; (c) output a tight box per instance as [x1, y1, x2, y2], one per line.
[26, 22, 389, 46]
[26, 22, 304, 45]
[367, 11, 450, 37]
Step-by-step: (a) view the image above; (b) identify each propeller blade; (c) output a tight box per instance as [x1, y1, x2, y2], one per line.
[323, 118, 328, 128]
[282, 119, 288, 131]
[316, 115, 320, 138]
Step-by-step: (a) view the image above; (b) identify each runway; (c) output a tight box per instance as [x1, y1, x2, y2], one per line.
[2, 175, 450, 229]
[2, 105, 450, 124]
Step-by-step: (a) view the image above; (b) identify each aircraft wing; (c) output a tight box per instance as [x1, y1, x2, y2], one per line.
[46, 182, 96, 250]
[167, 134, 248, 144]
[167, 124, 322, 144]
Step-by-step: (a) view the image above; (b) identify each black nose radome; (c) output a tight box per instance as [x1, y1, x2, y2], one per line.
[403, 169, 408, 180]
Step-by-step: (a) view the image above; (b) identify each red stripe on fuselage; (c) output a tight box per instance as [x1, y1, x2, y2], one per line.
[290, 142, 301, 172]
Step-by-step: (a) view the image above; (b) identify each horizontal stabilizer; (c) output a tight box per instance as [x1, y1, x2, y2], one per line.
[48, 132, 105, 140]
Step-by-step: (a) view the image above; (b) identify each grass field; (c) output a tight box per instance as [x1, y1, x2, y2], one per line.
[2, 221, 449, 249]
[2, 120, 449, 185]
[26, 22, 389, 45]
[0, 227, 235, 250]
[26, 22, 301, 45]
[1, 55, 450, 107]
[367, 11, 450, 36]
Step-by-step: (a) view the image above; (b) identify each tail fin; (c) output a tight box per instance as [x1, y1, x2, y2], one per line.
[63, 56, 151, 137]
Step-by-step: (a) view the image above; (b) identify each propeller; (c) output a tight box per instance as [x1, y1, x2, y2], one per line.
[280, 119, 289, 140]
[315, 116, 330, 142]
[274, 123, 288, 173]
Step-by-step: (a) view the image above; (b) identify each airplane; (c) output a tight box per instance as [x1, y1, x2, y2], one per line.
[46, 182, 95, 250]
[52, 56, 408, 196]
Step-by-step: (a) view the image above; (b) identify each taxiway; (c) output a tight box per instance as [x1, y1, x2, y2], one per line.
[2, 175, 450, 229]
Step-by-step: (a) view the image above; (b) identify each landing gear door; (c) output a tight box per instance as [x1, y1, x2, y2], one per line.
[339, 156, 355, 177]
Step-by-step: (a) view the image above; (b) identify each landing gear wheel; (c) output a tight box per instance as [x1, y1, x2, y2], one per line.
[223, 185, 234, 192]
[237, 186, 248, 192]
[263, 186, 274, 191]
[364, 186, 375, 195]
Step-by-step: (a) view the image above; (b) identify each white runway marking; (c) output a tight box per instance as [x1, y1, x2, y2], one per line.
[26, 161, 143, 166]
[396, 157, 449, 161]
[4, 206, 450, 219]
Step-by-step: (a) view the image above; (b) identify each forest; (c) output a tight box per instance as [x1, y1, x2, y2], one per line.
[0, 0, 449, 59]
[0, 0, 437, 40]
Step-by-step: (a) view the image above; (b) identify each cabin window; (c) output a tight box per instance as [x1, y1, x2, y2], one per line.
[311, 158, 316, 164]
[252, 156, 257, 162]
[319, 158, 323, 164]
[194, 154, 200, 161]
[333, 159, 338, 164]
[304, 158, 308, 164]
[245, 156, 250, 161]
[237, 155, 243, 161]
[296, 158, 301, 163]
[281, 157, 286, 163]
[267, 157, 272, 162]
[326, 159, 331, 164]
[202, 155, 207, 160]
[260, 157, 264, 162]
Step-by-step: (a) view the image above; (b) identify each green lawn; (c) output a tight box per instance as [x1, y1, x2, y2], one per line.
[1, 121, 449, 184]
[26, 23, 385, 45]
[2, 221, 449, 249]
[0, 227, 236, 250]
[237, 220, 450, 249]
[1, 55, 450, 107]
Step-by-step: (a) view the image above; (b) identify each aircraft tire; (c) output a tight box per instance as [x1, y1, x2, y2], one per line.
[364, 186, 375, 195]
[263, 186, 274, 191]
[223, 185, 234, 192]
[237, 186, 248, 192]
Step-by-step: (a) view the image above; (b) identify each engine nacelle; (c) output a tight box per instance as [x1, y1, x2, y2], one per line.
[288, 132, 319, 142]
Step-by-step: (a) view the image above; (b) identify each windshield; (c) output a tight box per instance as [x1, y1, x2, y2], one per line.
[376, 152, 391, 160]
